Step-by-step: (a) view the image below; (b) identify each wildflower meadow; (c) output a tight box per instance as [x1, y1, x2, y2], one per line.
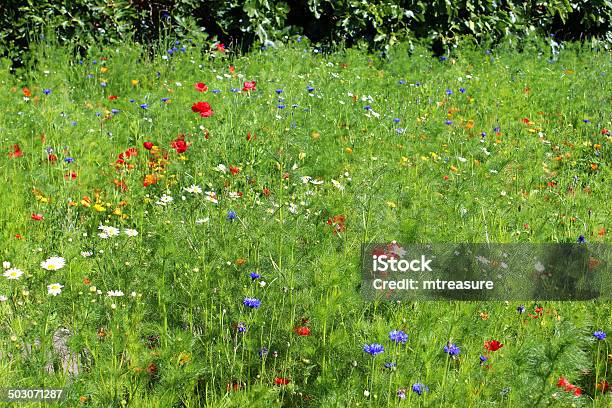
[0, 34, 610, 407]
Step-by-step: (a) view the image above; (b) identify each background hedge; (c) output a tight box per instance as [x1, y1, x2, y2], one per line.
[1, 0, 611, 64]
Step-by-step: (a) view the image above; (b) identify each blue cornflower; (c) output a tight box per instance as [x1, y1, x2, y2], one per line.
[167, 49, 174, 55]
[363, 343, 384, 355]
[577, 235, 586, 243]
[243, 297, 261, 308]
[307, 86, 315, 92]
[593, 330, 607, 340]
[64, 157, 74, 164]
[384, 362, 396, 369]
[71, 121, 77, 126]
[397, 389, 406, 400]
[480, 355, 488, 363]
[43, 89, 51, 95]
[161, 97, 170, 102]
[258, 347, 268, 357]
[237, 322, 246, 333]
[227, 211, 237, 221]
[100, 82, 107, 87]
[297, 36, 303, 43]
[292, 104, 299, 108]
[212, 89, 222, 94]
[92, 60, 97, 65]
[440, 56, 447, 61]
[140, 104, 148, 109]
[444, 343, 460, 356]
[44, 147, 54, 154]
[95, 112, 102, 117]
[398, 79, 406, 85]
[445, 120, 453, 125]
[250, 272, 260, 280]
[396, 128, 405, 134]
[111, 109, 120, 114]
[129, 99, 135, 103]
[393, 118, 400, 123]
[364, 105, 372, 111]
[389, 330, 408, 344]
[412, 383, 429, 396]
[583, 119, 591, 123]
[86, 74, 94, 79]
[276, 89, 283, 94]
[517, 305, 526, 313]
[414, 81, 421, 86]
[459, 87, 466, 93]
[230, 88, 239, 93]
[493, 126, 501, 133]
[277, 104, 285, 109]
[180, 47, 186, 52]
[445, 89, 453, 95]
[481, 132, 487, 138]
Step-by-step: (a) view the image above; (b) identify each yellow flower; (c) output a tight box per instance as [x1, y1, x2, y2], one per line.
[100, 67, 108, 73]
[345, 147, 353, 154]
[93, 204, 106, 212]
[131, 79, 139, 86]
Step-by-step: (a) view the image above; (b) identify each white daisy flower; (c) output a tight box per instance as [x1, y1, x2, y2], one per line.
[301, 176, 312, 184]
[204, 192, 218, 204]
[309, 179, 324, 185]
[107, 290, 124, 297]
[0, 295, 7, 302]
[81, 251, 93, 257]
[195, 218, 210, 224]
[2, 261, 11, 269]
[41, 257, 66, 271]
[124, 229, 138, 237]
[3, 268, 24, 280]
[228, 192, 241, 200]
[184, 184, 203, 194]
[331, 179, 345, 191]
[98, 225, 120, 238]
[156, 194, 174, 206]
[215, 164, 228, 174]
[47, 283, 64, 296]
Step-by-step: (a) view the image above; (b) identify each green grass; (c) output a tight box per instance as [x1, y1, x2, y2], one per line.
[0, 37, 610, 407]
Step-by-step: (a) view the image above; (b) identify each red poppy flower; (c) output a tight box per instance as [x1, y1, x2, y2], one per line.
[557, 377, 571, 388]
[31, 213, 44, 221]
[8, 144, 23, 158]
[262, 187, 270, 196]
[484, 340, 503, 352]
[230, 166, 240, 175]
[522, 117, 530, 124]
[171, 138, 189, 154]
[108, 95, 118, 100]
[246, 132, 255, 141]
[294, 326, 311, 336]
[125, 147, 138, 158]
[242, 81, 256, 92]
[274, 377, 290, 385]
[191, 101, 213, 117]
[143, 142, 154, 150]
[22, 87, 31, 97]
[601, 128, 609, 135]
[194, 82, 208, 92]
[216, 43, 226, 52]
[229, 66, 235, 74]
